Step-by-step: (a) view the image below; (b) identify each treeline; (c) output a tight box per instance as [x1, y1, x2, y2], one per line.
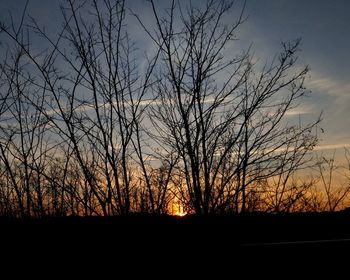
[0, 0, 348, 217]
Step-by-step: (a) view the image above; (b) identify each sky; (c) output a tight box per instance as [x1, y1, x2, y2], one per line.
[243, 0, 350, 155]
[0, 0, 349, 156]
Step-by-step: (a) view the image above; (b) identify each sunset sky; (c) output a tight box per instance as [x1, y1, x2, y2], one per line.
[1, 0, 349, 155]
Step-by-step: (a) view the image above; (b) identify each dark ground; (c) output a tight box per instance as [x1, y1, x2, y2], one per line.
[1, 212, 350, 274]
[3, 211, 350, 246]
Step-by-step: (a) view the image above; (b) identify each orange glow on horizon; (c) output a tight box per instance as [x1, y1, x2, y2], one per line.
[172, 200, 187, 217]
[174, 210, 187, 217]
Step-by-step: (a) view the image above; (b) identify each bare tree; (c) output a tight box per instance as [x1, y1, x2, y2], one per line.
[0, 23, 55, 217]
[0, 0, 327, 217]
[0, 0, 159, 216]
[315, 151, 350, 212]
[136, 0, 320, 215]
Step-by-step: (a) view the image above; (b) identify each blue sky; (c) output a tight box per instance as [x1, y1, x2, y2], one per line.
[1, 0, 349, 153]
[244, 0, 350, 152]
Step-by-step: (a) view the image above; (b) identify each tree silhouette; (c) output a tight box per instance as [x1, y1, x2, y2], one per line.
[137, 0, 319, 215]
[0, 0, 327, 217]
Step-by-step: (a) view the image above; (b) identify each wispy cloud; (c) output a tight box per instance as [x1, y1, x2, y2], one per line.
[314, 143, 350, 151]
[308, 76, 350, 103]
[42, 96, 226, 117]
[284, 105, 313, 116]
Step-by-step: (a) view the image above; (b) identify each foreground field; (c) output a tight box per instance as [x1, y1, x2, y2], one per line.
[1, 212, 350, 275]
[2, 211, 350, 245]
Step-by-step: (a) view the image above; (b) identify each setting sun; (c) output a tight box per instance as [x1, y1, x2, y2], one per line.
[172, 201, 187, 217]
[174, 210, 187, 217]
